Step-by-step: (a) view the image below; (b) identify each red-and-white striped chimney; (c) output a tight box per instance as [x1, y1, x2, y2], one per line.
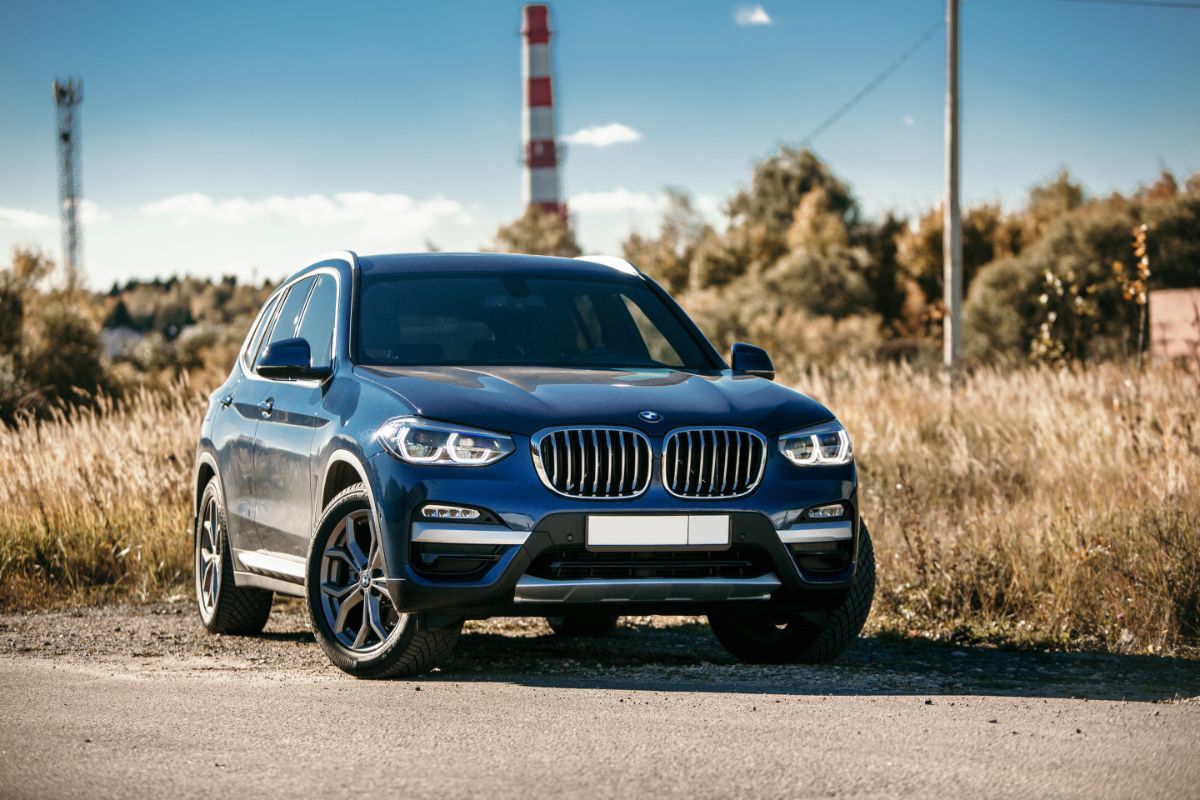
[521, 3, 566, 218]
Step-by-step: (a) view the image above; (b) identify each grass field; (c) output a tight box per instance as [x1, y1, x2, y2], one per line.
[1, 363, 1196, 655]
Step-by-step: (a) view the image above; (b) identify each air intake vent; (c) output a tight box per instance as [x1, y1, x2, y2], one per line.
[662, 428, 767, 499]
[532, 428, 652, 499]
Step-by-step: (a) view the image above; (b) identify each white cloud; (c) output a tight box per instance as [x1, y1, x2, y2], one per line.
[0, 201, 109, 229]
[79, 200, 111, 225]
[569, 189, 658, 214]
[734, 5, 772, 26]
[564, 123, 643, 148]
[694, 193, 723, 218]
[0, 206, 56, 228]
[902, 115, 916, 127]
[139, 191, 473, 235]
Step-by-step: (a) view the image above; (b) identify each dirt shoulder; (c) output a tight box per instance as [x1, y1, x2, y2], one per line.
[2, 599, 1198, 699]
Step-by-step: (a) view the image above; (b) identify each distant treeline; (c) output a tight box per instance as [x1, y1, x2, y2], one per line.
[496, 147, 1200, 367]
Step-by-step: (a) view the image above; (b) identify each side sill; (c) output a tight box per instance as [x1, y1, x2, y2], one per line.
[235, 549, 307, 581]
[233, 570, 305, 597]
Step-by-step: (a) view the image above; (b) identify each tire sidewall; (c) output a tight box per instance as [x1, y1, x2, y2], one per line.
[194, 478, 224, 629]
[709, 522, 876, 663]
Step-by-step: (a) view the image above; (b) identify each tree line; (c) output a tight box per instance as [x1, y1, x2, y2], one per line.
[493, 146, 1200, 368]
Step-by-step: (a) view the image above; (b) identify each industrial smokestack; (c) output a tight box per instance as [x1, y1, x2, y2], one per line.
[521, 3, 565, 218]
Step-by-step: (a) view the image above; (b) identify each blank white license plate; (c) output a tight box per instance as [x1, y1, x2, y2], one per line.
[586, 515, 730, 548]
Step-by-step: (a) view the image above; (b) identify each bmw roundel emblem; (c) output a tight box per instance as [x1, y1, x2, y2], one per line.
[638, 410, 663, 423]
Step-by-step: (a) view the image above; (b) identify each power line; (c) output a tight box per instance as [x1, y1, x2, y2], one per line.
[800, 18, 944, 147]
[1054, 0, 1200, 7]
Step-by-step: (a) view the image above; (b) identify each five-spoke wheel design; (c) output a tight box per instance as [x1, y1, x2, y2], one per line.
[195, 492, 222, 624]
[318, 509, 400, 653]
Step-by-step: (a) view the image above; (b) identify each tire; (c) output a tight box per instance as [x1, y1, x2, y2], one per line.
[305, 483, 461, 679]
[194, 477, 273, 635]
[546, 614, 620, 637]
[709, 523, 876, 664]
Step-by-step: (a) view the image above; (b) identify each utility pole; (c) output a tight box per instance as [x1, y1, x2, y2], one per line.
[53, 78, 84, 293]
[943, 0, 963, 370]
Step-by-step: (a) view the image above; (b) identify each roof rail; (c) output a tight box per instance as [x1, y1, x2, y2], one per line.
[310, 250, 360, 270]
[574, 254, 641, 277]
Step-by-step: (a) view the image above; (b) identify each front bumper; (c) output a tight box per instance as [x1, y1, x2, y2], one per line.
[366, 443, 861, 619]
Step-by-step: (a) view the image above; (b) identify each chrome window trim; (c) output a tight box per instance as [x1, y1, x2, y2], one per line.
[660, 426, 769, 500]
[242, 265, 343, 388]
[530, 425, 653, 500]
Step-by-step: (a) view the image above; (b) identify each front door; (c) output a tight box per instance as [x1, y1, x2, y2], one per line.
[251, 381, 330, 558]
[250, 273, 339, 560]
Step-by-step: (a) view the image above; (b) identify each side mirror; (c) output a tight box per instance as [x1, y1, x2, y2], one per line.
[257, 337, 330, 380]
[731, 342, 775, 381]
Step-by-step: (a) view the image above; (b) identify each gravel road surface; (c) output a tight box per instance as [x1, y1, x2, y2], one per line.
[1, 600, 1197, 800]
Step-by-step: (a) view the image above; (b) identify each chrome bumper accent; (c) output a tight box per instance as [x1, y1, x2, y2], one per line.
[411, 522, 530, 546]
[776, 520, 853, 544]
[512, 573, 781, 603]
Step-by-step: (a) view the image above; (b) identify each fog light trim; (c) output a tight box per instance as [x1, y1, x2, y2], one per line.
[421, 504, 482, 521]
[805, 502, 847, 521]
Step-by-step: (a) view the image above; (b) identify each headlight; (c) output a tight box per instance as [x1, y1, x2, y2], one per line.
[778, 419, 852, 466]
[379, 417, 515, 466]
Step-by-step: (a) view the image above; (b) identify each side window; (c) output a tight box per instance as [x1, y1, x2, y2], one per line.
[257, 277, 315, 368]
[242, 293, 281, 370]
[295, 275, 338, 369]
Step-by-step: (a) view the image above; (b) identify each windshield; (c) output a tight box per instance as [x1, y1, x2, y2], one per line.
[354, 272, 718, 370]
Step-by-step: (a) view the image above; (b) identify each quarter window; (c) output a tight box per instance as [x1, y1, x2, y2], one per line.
[242, 293, 281, 370]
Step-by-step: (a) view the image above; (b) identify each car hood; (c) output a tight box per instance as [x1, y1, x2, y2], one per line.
[354, 365, 833, 437]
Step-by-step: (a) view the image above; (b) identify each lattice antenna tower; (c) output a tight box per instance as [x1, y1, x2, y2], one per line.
[53, 78, 84, 290]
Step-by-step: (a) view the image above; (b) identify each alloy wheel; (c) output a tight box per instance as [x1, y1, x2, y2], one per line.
[195, 495, 221, 621]
[318, 509, 401, 653]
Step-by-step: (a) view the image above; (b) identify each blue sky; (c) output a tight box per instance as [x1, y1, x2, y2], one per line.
[1, 0, 1198, 287]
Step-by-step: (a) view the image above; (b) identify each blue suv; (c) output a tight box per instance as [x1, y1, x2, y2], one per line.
[193, 251, 874, 677]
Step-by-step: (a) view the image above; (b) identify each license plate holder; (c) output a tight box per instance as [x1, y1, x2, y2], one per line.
[585, 515, 730, 550]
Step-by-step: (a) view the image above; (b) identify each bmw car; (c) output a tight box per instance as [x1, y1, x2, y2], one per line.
[192, 251, 874, 678]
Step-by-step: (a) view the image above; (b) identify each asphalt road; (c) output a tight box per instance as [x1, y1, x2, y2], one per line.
[1, 602, 1198, 800]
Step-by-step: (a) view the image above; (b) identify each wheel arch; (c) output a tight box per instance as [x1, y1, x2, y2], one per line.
[319, 449, 382, 525]
[193, 451, 221, 514]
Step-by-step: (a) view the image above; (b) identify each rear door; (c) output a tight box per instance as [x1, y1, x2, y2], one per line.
[251, 273, 339, 559]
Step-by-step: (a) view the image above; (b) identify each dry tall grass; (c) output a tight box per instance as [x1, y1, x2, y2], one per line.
[793, 361, 1200, 655]
[0, 383, 201, 605]
[0, 365, 1196, 655]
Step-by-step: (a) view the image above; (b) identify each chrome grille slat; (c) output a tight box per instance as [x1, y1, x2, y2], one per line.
[662, 427, 767, 499]
[685, 431, 696, 495]
[617, 432, 627, 495]
[533, 427, 652, 499]
[708, 430, 718, 491]
[565, 431, 573, 492]
[605, 430, 614, 495]
[721, 430, 731, 495]
[590, 430, 599, 495]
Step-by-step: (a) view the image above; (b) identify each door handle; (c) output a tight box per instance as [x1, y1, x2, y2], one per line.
[219, 394, 233, 408]
[257, 398, 274, 417]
